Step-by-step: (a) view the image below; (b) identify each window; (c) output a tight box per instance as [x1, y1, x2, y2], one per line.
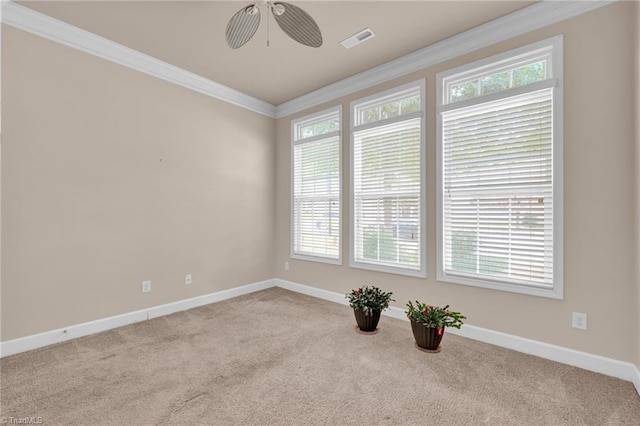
[437, 36, 563, 298]
[350, 81, 425, 277]
[292, 107, 341, 263]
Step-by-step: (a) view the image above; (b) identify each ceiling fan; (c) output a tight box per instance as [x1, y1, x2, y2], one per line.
[225, 1, 323, 49]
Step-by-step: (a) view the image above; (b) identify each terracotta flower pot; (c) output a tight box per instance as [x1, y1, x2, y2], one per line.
[353, 308, 381, 332]
[410, 319, 444, 351]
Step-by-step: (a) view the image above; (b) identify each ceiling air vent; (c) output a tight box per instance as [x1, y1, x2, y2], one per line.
[340, 28, 375, 49]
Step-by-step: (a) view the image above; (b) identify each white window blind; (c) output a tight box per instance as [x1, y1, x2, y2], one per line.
[351, 83, 424, 275]
[437, 37, 562, 298]
[292, 108, 341, 262]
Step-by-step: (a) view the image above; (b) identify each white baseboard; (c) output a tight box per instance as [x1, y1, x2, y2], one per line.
[631, 365, 640, 395]
[632, 365, 640, 396]
[0, 279, 276, 358]
[0, 309, 149, 358]
[276, 279, 350, 307]
[273, 278, 640, 396]
[2, 277, 638, 397]
[146, 279, 275, 320]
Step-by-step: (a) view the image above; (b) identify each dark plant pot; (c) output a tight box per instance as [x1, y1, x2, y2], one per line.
[354, 308, 381, 332]
[410, 319, 444, 351]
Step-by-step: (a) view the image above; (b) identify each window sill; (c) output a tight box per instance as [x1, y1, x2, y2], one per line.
[291, 253, 342, 266]
[437, 270, 563, 299]
[349, 260, 426, 278]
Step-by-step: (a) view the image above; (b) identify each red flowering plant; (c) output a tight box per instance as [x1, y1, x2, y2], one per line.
[405, 301, 466, 334]
[345, 286, 394, 317]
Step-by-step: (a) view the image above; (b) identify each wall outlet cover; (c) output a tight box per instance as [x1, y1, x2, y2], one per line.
[572, 312, 587, 330]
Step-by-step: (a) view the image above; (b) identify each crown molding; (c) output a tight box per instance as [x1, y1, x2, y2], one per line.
[275, 0, 615, 119]
[0, 1, 277, 118]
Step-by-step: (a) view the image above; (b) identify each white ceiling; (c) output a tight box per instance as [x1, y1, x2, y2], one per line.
[17, 1, 537, 105]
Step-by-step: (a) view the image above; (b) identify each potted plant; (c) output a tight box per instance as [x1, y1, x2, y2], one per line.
[405, 301, 466, 352]
[346, 286, 394, 333]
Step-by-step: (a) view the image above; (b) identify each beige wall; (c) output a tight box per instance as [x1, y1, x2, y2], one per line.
[1, 27, 276, 341]
[276, 2, 638, 363]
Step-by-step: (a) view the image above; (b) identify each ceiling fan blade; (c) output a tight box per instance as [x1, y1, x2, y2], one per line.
[272, 2, 323, 48]
[226, 4, 261, 49]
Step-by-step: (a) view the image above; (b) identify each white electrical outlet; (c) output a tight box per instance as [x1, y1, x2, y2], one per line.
[185, 274, 192, 285]
[572, 312, 587, 330]
[142, 280, 151, 293]
[284, 261, 289, 271]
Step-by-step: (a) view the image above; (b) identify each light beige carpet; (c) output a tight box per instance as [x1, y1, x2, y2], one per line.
[1, 287, 639, 425]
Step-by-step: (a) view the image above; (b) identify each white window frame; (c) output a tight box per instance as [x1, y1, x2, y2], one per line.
[290, 105, 342, 265]
[436, 36, 563, 299]
[349, 80, 427, 278]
